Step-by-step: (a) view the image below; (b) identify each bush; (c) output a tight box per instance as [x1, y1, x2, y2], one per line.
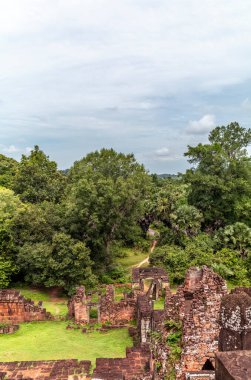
[150, 234, 250, 286]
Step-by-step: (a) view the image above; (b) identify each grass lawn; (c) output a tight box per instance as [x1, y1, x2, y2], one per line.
[0, 321, 133, 365]
[116, 247, 149, 269]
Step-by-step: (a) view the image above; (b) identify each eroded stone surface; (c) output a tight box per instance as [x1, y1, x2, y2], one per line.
[165, 266, 227, 379]
[219, 289, 251, 351]
[215, 350, 251, 380]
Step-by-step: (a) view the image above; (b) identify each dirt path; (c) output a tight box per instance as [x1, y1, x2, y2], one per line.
[135, 238, 157, 268]
[136, 256, 149, 268]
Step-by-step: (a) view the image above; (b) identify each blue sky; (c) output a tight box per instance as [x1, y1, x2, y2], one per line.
[0, 0, 251, 173]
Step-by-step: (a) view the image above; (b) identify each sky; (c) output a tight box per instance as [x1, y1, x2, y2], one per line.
[0, 0, 251, 173]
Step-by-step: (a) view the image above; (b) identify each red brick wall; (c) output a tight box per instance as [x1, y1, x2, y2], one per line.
[0, 290, 52, 323]
[0, 359, 91, 379]
[100, 286, 136, 324]
[92, 345, 151, 380]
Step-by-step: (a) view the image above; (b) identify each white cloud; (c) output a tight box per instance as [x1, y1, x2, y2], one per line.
[0, 1, 250, 171]
[1, 145, 33, 156]
[25, 146, 33, 154]
[2, 145, 20, 153]
[153, 147, 180, 161]
[241, 98, 251, 110]
[186, 114, 216, 135]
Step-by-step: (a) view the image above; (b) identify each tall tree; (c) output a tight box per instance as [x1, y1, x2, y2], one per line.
[17, 232, 96, 294]
[13, 145, 66, 203]
[184, 122, 251, 227]
[65, 149, 151, 265]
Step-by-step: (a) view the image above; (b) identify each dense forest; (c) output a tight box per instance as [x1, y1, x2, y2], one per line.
[0, 122, 250, 293]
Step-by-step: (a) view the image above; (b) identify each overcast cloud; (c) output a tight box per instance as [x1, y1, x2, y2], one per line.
[0, 0, 251, 173]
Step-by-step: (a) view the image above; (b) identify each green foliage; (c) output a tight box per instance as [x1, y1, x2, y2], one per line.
[150, 234, 214, 284]
[12, 201, 64, 245]
[100, 263, 128, 284]
[150, 234, 215, 284]
[212, 248, 249, 285]
[166, 331, 182, 345]
[65, 149, 151, 266]
[0, 154, 18, 189]
[169, 204, 203, 244]
[164, 320, 182, 330]
[151, 235, 250, 286]
[0, 322, 8, 329]
[0, 187, 23, 286]
[164, 319, 182, 378]
[215, 222, 251, 255]
[13, 145, 66, 203]
[89, 308, 98, 319]
[17, 233, 97, 294]
[0, 257, 15, 288]
[184, 122, 251, 227]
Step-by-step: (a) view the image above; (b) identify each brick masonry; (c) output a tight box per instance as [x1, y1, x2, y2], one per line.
[0, 324, 19, 334]
[68, 286, 90, 323]
[0, 359, 91, 380]
[0, 290, 52, 323]
[92, 345, 151, 380]
[165, 266, 227, 379]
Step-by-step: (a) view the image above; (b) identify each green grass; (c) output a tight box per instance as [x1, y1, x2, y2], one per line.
[116, 248, 149, 269]
[13, 287, 51, 301]
[42, 302, 68, 317]
[154, 298, 165, 310]
[12, 286, 68, 318]
[0, 321, 133, 365]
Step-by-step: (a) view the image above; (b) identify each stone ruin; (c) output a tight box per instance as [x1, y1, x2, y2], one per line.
[132, 267, 170, 300]
[213, 287, 251, 380]
[99, 285, 137, 324]
[68, 286, 99, 323]
[68, 284, 137, 325]
[1, 266, 251, 379]
[164, 266, 227, 379]
[219, 287, 251, 352]
[215, 350, 251, 380]
[0, 289, 52, 324]
[0, 359, 91, 380]
[92, 345, 152, 380]
[0, 324, 19, 334]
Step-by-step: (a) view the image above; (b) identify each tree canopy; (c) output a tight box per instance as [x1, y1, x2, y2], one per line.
[184, 122, 251, 227]
[14, 145, 66, 203]
[65, 149, 151, 266]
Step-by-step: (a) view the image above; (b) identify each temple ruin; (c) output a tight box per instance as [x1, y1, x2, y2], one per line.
[1, 267, 251, 379]
[0, 289, 52, 323]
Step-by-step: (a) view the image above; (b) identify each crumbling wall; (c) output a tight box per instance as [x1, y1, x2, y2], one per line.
[219, 289, 251, 351]
[68, 286, 90, 323]
[0, 324, 19, 334]
[0, 290, 52, 323]
[164, 267, 227, 379]
[100, 285, 136, 324]
[92, 345, 151, 380]
[137, 294, 153, 343]
[132, 267, 170, 300]
[0, 359, 91, 380]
